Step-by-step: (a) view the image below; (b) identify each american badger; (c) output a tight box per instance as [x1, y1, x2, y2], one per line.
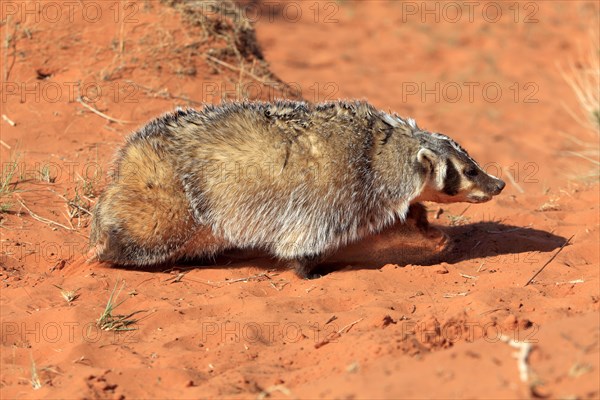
[90, 100, 505, 277]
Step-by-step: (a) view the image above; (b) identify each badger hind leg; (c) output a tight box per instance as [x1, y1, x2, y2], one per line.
[89, 139, 198, 267]
[172, 226, 230, 263]
[89, 187, 196, 267]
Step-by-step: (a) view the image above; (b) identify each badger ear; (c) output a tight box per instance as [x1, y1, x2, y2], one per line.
[417, 148, 437, 172]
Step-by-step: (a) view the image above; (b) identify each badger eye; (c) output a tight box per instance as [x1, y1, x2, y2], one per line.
[465, 168, 479, 178]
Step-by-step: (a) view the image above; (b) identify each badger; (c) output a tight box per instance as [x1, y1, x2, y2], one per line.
[89, 100, 505, 278]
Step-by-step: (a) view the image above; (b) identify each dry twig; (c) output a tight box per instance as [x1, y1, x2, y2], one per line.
[77, 97, 133, 124]
[314, 317, 363, 349]
[503, 167, 524, 193]
[2, 114, 16, 127]
[500, 335, 532, 383]
[524, 235, 574, 286]
[16, 196, 74, 231]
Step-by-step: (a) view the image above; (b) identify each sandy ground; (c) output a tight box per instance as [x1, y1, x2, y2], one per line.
[1, 1, 599, 399]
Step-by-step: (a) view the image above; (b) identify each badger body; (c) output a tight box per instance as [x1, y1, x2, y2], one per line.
[90, 100, 504, 277]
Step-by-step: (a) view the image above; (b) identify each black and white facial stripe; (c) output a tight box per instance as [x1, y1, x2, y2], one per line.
[382, 114, 504, 200]
[442, 158, 461, 195]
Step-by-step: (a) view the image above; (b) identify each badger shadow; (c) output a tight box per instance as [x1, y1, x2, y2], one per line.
[434, 222, 567, 265]
[104, 213, 566, 276]
[199, 220, 567, 275]
[309, 220, 565, 274]
[182, 220, 565, 276]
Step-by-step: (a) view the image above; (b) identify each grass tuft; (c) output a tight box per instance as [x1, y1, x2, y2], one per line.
[560, 32, 600, 181]
[53, 285, 80, 304]
[39, 164, 56, 183]
[30, 354, 42, 390]
[97, 279, 146, 331]
[0, 153, 21, 213]
[561, 34, 600, 132]
[561, 34, 600, 182]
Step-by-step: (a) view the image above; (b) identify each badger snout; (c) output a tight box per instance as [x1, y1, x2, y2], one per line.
[489, 179, 505, 195]
[467, 177, 505, 203]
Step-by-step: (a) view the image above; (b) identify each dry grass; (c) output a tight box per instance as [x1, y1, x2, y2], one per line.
[97, 280, 146, 331]
[560, 31, 600, 181]
[161, 0, 262, 61]
[49, 178, 95, 229]
[445, 205, 472, 226]
[30, 354, 42, 390]
[3, 15, 18, 81]
[39, 164, 56, 183]
[537, 200, 561, 212]
[0, 152, 21, 213]
[161, 0, 298, 101]
[53, 285, 80, 304]
[16, 196, 75, 232]
[561, 33, 600, 131]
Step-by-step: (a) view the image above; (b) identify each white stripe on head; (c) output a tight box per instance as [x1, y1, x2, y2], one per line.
[382, 113, 420, 131]
[430, 133, 480, 168]
[436, 156, 448, 189]
[382, 113, 401, 127]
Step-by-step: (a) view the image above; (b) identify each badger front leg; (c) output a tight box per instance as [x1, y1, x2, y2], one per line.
[287, 254, 325, 279]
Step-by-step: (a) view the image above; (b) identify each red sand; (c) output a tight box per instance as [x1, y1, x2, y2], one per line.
[1, 1, 599, 399]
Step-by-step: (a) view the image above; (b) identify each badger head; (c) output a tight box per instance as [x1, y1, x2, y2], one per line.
[413, 131, 505, 204]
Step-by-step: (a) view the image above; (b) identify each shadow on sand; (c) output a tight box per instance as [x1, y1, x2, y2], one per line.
[319, 220, 567, 273]
[103, 206, 567, 276]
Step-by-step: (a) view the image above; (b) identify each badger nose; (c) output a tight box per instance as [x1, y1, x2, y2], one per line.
[492, 179, 506, 195]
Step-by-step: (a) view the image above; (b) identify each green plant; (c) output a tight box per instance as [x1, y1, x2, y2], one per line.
[97, 280, 146, 331]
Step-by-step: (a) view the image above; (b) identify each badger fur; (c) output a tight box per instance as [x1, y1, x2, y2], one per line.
[90, 100, 505, 277]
